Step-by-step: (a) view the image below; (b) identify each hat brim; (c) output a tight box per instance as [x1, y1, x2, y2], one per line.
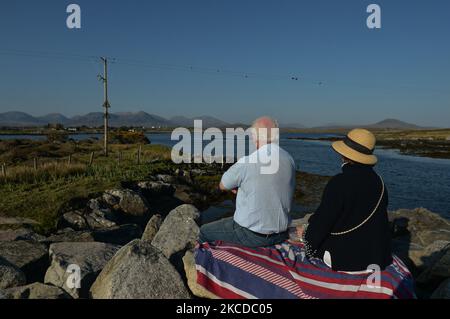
[332, 141, 378, 165]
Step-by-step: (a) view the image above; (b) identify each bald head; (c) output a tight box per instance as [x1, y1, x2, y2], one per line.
[251, 116, 279, 148]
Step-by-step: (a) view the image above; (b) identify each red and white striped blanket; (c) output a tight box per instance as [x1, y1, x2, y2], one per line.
[195, 241, 416, 299]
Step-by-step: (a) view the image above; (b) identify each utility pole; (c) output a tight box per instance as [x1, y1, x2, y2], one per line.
[99, 57, 111, 156]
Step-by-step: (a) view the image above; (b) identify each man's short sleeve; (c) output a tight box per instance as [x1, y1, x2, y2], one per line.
[221, 161, 246, 190]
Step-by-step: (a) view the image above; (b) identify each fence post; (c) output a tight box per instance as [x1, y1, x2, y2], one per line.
[33, 157, 38, 171]
[137, 145, 142, 165]
[117, 151, 122, 165]
[1, 164, 5, 177]
[68, 154, 72, 165]
[89, 152, 94, 166]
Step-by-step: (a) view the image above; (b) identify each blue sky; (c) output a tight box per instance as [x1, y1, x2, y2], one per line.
[0, 0, 449, 127]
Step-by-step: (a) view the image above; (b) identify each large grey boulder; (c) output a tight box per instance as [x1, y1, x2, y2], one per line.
[138, 181, 175, 198]
[0, 257, 26, 289]
[431, 278, 450, 299]
[417, 243, 450, 284]
[141, 215, 162, 242]
[0, 228, 45, 242]
[0, 240, 48, 282]
[104, 189, 149, 217]
[44, 242, 121, 298]
[42, 225, 142, 246]
[92, 224, 142, 245]
[0, 217, 39, 228]
[183, 251, 216, 299]
[1, 282, 71, 299]
[90, 240, 191, 299]
[390, 208, 450, 247]
[42, 229, 96, 244]
[151, 204, 200, 259]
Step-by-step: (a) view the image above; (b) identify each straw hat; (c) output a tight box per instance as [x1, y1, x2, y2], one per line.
[332, 129, 378, 165]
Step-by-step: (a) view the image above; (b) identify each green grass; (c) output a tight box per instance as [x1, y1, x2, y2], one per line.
[0, 142, 178, 234]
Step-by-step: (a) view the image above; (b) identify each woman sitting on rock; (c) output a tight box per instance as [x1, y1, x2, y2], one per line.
[296, 129, 393, 272]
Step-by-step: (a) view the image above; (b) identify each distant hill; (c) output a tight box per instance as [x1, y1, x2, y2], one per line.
[313, 119, 427, 131]
[170, 115, 230, 128]
[0, 111, 229, 128]
[0, 111, 45, 127]
[365, 119, 423, 130]
[37, 113, 70, 125]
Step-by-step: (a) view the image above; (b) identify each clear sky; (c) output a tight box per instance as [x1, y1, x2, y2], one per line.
[0, 0, 449, 127]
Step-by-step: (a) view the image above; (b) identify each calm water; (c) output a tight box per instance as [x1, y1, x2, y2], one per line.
[148, 132, 450, 218]
[2, 132, 450, 218]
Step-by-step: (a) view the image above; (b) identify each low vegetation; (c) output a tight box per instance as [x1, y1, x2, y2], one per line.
[0, 138, 174, 234]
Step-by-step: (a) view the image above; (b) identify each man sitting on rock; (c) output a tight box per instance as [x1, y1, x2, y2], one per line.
[198, 116, 296, 248]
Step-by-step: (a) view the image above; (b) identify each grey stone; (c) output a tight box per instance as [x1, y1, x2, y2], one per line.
[0, 228, 45, 242]
[137, 181, 175, 197]
[57, 211, 88, 231]
[0, 240, 48, 282]
[0, 257, 26, 289]
[431, 278, 450, 299]
[90, 240, 191, 299]
[105, 189, 149, 217]
[2, 282, 71, 299]
[85, 210, 117, 230]
[44, 242, 121, 298]
[151, 204, 200, 259]
[141, 215, 162, 242]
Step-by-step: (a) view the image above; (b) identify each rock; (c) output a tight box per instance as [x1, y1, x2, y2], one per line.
[390, 208, 450, 247]
[156, 174, 177, 184]
[90, 240, 191, 299]
[183, 251, 216, 299]
[417, 243, 450, 285]
[141, 215, 162, 242]
[44, 242, 121, 298]
[85, 210, 117, 230]
[42, 225, 142, 246]
[151, 204, 200, 259]
[93, 224, 142, 245]
[291, 213, 313, 227]
[0, 257, 26, 289]
[57, 211, 88, 231]
[42, 230, 96, 244]
[105, 189, 149, 217]
[0, 241, 48, 282]
[87, 198, 102, 211]
[0, 228, 45, 242]
[0, 217, 39, 229]
[137, 181, 175, 197]
[102, 193, 119, 207]
[1, 282, 71, 299]
[431, 278, 450, 299]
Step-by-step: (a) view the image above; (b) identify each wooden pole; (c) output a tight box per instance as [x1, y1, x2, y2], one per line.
[33, 158, 38, 171]
[136, 145, 141, 165]
[89, 152, 95, 166]
[100, 57, 111, 157]
[1, 164, 6, 178]
[68, 154, 72, 165]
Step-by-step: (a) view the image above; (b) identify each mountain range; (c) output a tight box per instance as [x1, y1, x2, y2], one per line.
[0, 111, 230, 128]
[0, 111, 430, 130]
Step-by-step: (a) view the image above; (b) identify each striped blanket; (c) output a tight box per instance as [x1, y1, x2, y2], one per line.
[195, 241, 416, 299]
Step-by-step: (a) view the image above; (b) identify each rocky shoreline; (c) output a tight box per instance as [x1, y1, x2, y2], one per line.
[287, 136, 450, 160]
[0, 165, 449, 299]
